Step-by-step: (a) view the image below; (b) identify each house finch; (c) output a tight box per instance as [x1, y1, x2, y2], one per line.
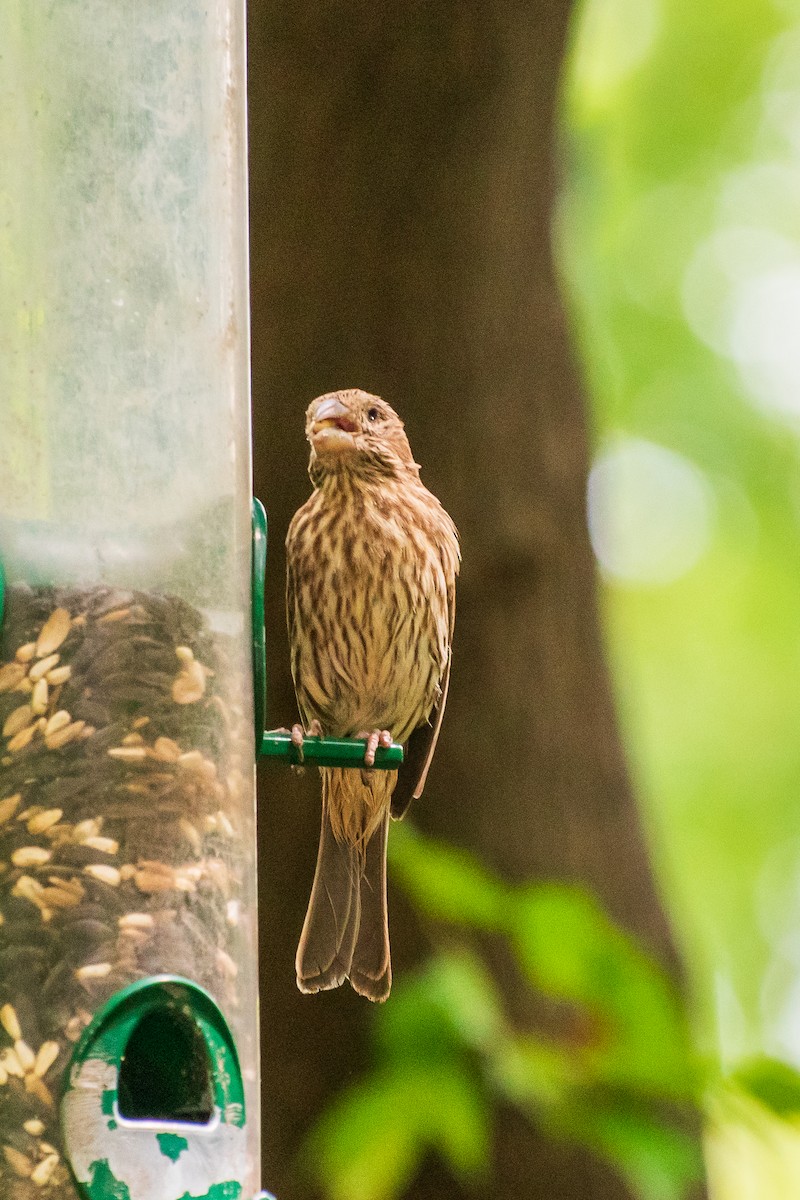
[286, 389, 460, 1001]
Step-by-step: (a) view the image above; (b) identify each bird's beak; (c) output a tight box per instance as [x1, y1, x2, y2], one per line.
[311, 396, 359, 433]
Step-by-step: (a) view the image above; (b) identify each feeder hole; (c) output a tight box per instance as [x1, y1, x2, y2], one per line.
[117, 1008, 214, 1124]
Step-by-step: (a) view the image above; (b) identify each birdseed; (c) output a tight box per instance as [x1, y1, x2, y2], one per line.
[0, 584, 250, 1198]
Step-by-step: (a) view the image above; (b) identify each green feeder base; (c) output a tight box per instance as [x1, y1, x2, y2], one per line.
[61, 976, 258, 1200]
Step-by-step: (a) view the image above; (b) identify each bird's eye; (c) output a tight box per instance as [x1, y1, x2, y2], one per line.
[367, 407, 380, 422]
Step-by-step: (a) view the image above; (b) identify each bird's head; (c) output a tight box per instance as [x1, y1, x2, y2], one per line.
[305, 389, 418, 485]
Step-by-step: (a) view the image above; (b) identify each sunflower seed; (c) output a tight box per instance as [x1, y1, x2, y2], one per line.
[0, 663, 26, 692]
[82, 864, 121, 887]
[2, 705, 33, 739]
[35, 608, 71, 658]
[3, 1144, 33, 1176]
[27, 810, 63, 835]
[7, 724, 38, 753]
[33, 1041, 60, 1079]
[11, 848, 52, 868]
[31, 1151, 59, 1186]
[0, 795, 21, 826]
[0, 1004, 21, 1041]
[75, 962, 111, 980]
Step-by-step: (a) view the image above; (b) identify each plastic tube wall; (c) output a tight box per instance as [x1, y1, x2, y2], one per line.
[0, 2, 258, 1195]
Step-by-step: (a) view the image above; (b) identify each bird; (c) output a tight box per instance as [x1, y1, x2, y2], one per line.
[285, 388, 460, 1001]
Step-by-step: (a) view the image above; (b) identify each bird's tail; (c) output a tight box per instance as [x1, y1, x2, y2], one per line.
[296, 768, 393, 1001]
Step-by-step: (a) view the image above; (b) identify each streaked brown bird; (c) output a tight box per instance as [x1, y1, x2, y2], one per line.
[286, 388, 460, 1001]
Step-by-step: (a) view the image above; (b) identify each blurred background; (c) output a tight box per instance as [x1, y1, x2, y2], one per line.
[248, 1, 800, 1197]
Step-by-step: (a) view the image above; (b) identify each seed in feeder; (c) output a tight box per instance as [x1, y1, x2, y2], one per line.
[0, 1048, 25, 1078]
[27, 809, 63, 835]
[30, 1151, 59, 1187]
[45, 664, 71, 686]
[44, 711, 70, 738]
[18, 806, 44, 822]
[179, 818, 202, 855]
[15, 644, 36, 664]
[0, 795, 21, 826]
[172, 659, 206, 704]
[12, 876, 44, 903]
[3, 1144, 33, 1177]
[76, 962, 111, 981]
[175, 645, 195, 663]
[119, 864, 136, 881]
[178, 750, 204, 770]
[48, 874, 84, 897]
[14, 1040, 35, 1073]
[29, 678, 48, 716]
[2, 705, 33, 740]
[40, 885, 81, 909]
[0, 1004, 21, 1042]
[23, 1119, 43, 1137]
[28, 654, 60, 684]
[121, 732, 144, 747]
[216, 810, 235, 838]
[7, 724, 38, 753]
[33, 1041, 59, 1079]
[45, 720, 84, 750]
[35, 607, 71, 658]
[11, 847, 52, 868]
[83, 864, 121, 887]
[107, 745, 147, 762]
[0, 663, 26, 692]
[134, 866, 175, 894]
[64, 1015, 89, 1043]
[24, 1075, 53, 1107]
[98, 607, 130, 623]
[153, 736, 181, 762]
[82, 836, 119, 855]
[118, 912, 154, 931]
[216, 948, 238, 979]
[72, 819, 101, 841]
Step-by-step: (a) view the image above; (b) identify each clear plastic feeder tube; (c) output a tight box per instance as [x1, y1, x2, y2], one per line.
[0, 2, 257, 1197]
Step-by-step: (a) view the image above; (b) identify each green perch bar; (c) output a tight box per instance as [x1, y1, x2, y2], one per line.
[260, 730, 404, 768]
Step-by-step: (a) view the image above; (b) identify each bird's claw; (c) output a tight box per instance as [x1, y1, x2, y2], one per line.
[291, 720, 323, 765]
[358, 729, 393, 769]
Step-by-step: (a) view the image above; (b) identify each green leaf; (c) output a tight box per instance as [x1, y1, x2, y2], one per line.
[733, 1057, 800, 1119]
[307, 1073, 420, 1200]
[510, 884, 696, 1099]
[306, 1060, 489, 1200]
[491, 1033, 578, 1109]
[561, 1095, 704, 1200]
[388, 823, 508, 930]
[375, 948, 505, 1063]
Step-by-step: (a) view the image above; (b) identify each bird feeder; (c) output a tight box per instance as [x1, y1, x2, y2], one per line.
[0, 2, 265, 1196]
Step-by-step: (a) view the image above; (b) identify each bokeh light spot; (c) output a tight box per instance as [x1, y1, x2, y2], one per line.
[588, 436, 714, 585]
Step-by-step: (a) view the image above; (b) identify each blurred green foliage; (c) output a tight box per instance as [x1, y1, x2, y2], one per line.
[307, 826, 704, 1200]
[559, 0, 800, 1190]
[560, 0, 800, 1065]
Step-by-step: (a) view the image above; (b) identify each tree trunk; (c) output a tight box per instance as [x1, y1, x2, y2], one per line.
[248, 2, 682, 1197]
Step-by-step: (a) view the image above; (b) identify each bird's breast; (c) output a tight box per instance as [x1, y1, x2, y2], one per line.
[289, 492, 448, 741]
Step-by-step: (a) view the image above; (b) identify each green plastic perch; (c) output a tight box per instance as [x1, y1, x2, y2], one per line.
[259, 730, 403, 769]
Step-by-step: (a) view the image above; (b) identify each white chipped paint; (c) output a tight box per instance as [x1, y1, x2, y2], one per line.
[62, 1058, 247, 1200]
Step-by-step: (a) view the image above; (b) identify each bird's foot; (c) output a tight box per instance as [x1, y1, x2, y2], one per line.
[291, 720, 323, 765]
[356, 729, 393, 769]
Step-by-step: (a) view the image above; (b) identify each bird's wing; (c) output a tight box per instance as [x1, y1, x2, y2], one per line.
[285, 530, 310, 728]
[391, 571, 456, 819]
